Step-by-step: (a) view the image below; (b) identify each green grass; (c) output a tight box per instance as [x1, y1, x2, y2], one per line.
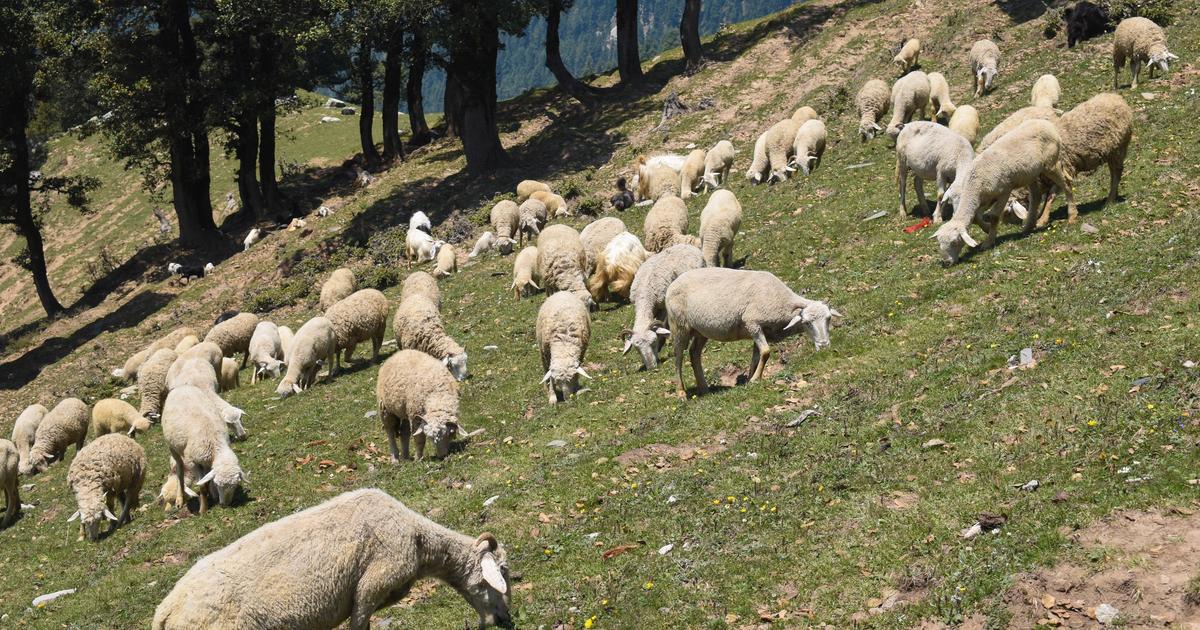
[3, 0, 1200, 628]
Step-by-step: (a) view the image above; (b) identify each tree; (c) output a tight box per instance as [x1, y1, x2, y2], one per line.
[544, 0, 596, 105]
[680, 0, 703, 71]
[380, 25, 406, 162]
[405, 30, 433, 147]
[615, 0, 643, 84]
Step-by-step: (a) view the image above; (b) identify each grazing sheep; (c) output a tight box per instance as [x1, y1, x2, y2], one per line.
[530, 190, 570, 218]
[161, 385, 245, 513]
[90, 398, 152, 438]
[0, 439, 19, 528]
[276, 316, 338, 398]
[394, 295, 469, 381]
[894, 38, 921, 74]
[679, 149, 707, 199]
[536, 291, 592, 404]
[113, 327, 196, 380]
[977, 106, 1059, 152]
[137, 348, 177, 421]
[469, 231, 498, 259]
[405, 228, 444, 266]
[610, 177, 635, 210]
[409, 210, 432, 233]
[789, 119, 827, 176]
[643, 194, 691, 253]
[948, 105, 980, 144]
[516, 179, 551, 202]
[433, 243, 458, 278]
[325, 288, 389, 366]
[856, 79, 892, 141]
[1066, 1, 1109, 48]
[579, 216, 626, 272]
[510, 246, 542, 298]
[173, 335, 199, 354]
[1031, 74, 1062, 109]
[636, 160, 682, 201]
[248, 321, 284, 384]
[538, 224, 595, 310]
[166, 356, 246, 440]
[895, 121, 976, 222]
[762, 119, 803, 182]
[745, 131, 770, 182]
[203, 313, 258, 368]
[699, 189, 743, 267]
[242, 228, 261, 251]
[970, 39, 1001, 97]
[151, 488, 511, 630]
[935, 119, 1071, 264]
[588, 232, 649, 303]
[66, 434, 146, 541]
[10, 404, 47, 475]
[166, 341, 223, 389]
[667, 268, 839, 399]
[1044, 92, 1133, 221]
[377, 350, 461, 461]
[1113, 17, 1177, 89]
[319, 268, 357, 311]
[791, 106, 819, 124]
[219, 358, 240, 392]
[489, 200, 521, 254]
[623, 244, 704, 370]
[887, 71, 931, 139]
[22, 398, 89, 475]
[277, 326, 294, 363]
[518, 198, 548, 246]
[927, 72, 957, 121]
[401, 271, 442, 310]
[701, 140, 735, 190]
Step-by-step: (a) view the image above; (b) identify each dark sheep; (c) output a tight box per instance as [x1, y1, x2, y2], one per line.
[610, 177, 635, 211]
[1066, 1, 1109, 48]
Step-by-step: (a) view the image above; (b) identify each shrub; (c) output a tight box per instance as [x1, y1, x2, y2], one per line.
[1104, 0, 1173, 24]
[358, 266, 400, 291]
[367, 227, 408, 268]
[248, 279, 311, 313]
[576, 196, 603, 216]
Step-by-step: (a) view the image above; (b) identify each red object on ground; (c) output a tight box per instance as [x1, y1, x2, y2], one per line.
[903, 217, 932, 233]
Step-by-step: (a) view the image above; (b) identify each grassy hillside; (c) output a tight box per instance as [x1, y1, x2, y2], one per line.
[2, 0, 1200, 627]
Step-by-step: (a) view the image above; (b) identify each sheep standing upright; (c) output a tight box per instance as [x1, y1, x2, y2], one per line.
[539, 224, 596, 309]
[511, 246, 542, 298]
[401, 270, 442, 310]
[10, 404, 47, 474]
[702, 140, 735, 190]
[162, 385, 245, 513]
[1044, 92, 1133, 221]
[623, 244, 704, 370]
[165, 355, 246, 440]
[203, 313, 258, 368]
[927, 72, 957, 122]
[588, 232, 649, 303]
[762, 118, 803, 182]
[433, 243, 458, 277]
[637, 161, 682, 201]
[248, 321, 285, 384]
[1031, 74, 1061, 109]
[0, 439, 20, 528]
[949, 105, 980, 144]
[66, 434, 147, 541]
[136, 348, 176, 421]
[745, 131, 770, 182]
[969, 40, 1001, 97]
[22, 398, 89, 475]
[886, 71, 931, 139]
[219, 358, 240, 392]
[469, 231, 498, 258]
[516, 179, 551, 202]
[276, 316, 338, 398]
[405, 228, 444, 266]
[536, 292, 592, 404]
[679, 149, 707, 199]
[856, 79, 891, 141]
[90, 398, 152, 437]
[894, 38, 921, 74]
[643, 194, 691, 253]
[517, 198, 548, 246]
[1112, 17, 1177, 89]
[699, 189, 743, 267]
[1066, 1, 1109, 48]
[393, 294, 469, 381]
[489, 200, 521, 255]
[895, 121, 975, 222]
[319, 268, 356, 310]
[789, 119, 827, 175]
[377, 350, 462, 461]
[324, 288, 389, 367]
[579, 217, 626, 272]
[977, 106, 1059, 152]
[530, 190, 569, 218]
[151, 488, 512, 630]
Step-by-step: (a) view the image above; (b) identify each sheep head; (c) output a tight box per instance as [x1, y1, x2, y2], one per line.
[222, 406, 247, 440]
[21, 448, 52, 475]
[542, 363, 591, 402]
[783, 301, 841, 350]
[197, 456, 245, 507]
[496, 237, 515, 255]
[622, 326, 671, 370]
[257, 358, 285, 381]
[932, 222, 978, 265]
[128, 414, 153, 436]
[460, 533, 513, 629]
[1150, 50, 1178, 73]
[859, 121, 883, 142]
[275, 379, 300, 399]
[444, 352, 469, 381]
[414, 412, 459, 459]
[701, 172, 720, 189]
[68, 503, 119, 542]
[977, 66, 997, 91]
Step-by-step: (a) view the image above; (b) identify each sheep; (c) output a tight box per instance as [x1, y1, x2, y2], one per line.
[0, 439, 19, 528]
[247, 321, 284, 384]
[886, 71, 931, 139]
[166, 355, 247, 440]
[643, 194, 691, 253]
[401, 271, 442, 310]
[393, 295, 469, 381]
[894, 38, 921, 74]
[536, 291, 592, 404]
[537, 224, 596, 310]
[325, 288, 389, 366]
[1066, 1, 1109, 48]
[530, 190, 570, 218]
[405, 228, 444, 266]
[137, 348, 177, 421]
[173, 334, 198, 354]
[516, 179, 551, 202]
[636, 161, 682, 201]
[203, 313, 258, 368]
[112, 327, 196, 380]
[242, 228, 261, 251]
[856, 79, 892, 141]
[895, 121, 976, 222]
[622, 244, 704, 370]
[949, 104, 980, 144]
[90, 398, 152, 438]
[22, 398, 89, 475]
[319, 268, 357, 311]
[667, 268, 840, 399]
[66, 434, 146, 541]
[469, 230, 498, 259]
[699, 189, 743, 268]
[276, 316, 338, 398]
[1043, 92, 1133, 222]
[679, 149, 707, 199]
[791, 106, 819, 124]
[934, 119, 1072, 264]
[377, 350, 462, 461]
[588, 231, 649, 303]
[1113, 17, 1177, 89]
[489, 200, 520, 254]
[151, 488, 512, 630]
[701, 140, 735, 190]
[433, 243, 458, 278]
[166, 341, 223, 388]
[970, 40, 1001, 97]
[277, 326, 294, 363]
[510, 246, 542, 298]
[579, 216, 626, 272]
[219, 358, 240, 392]
[745, 131, 770, 182]
[409, 210, 432, 233]
[789, 119, 827, 176]
[977, 106, 1059, 152]
[517, 198, 548, 246]
[10, 404, 47, 475]
[927, 72, 957, 122]
[760, 119, 803, 182]
[610, 177, 635, 210]
[161, 385, 246, 513]
[1031, 74, 1061, 109]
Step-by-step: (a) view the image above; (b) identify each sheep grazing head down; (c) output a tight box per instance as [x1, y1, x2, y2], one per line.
[783, 301, 842, 350]
[197, 462, 246, 507]
[68, 503, 119, 542]
[859, 121, 884, 142]
[256, 358, 285, 381]
[416, 413, 459, 459]
[977, 67, 997, 91]
[543, 364, 591, 401]
[459, 533, 513, 629]
[1150, 50, 1179, 74]
[623, 326, 671, 370]
[496, 237, 515, 255]
[444, 352, 469, 382]
[932, 223, 979, 266]
[21, 449, 53, 475]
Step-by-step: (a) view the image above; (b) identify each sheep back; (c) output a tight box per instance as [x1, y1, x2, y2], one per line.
[203, 313, 259, 360]
[401, 271, 442, 310]
[643, 194, 690, 253]
[27, 398, 90, 472]
[319, 268, 357, 310]
[324, 289, 389, 358]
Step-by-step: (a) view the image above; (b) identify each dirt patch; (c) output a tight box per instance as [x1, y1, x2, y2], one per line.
[1004, 508, 1200, 628]
[615, 432, 729, 467]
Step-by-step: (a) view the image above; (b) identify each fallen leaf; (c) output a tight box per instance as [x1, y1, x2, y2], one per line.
[601, 543, 640, 559]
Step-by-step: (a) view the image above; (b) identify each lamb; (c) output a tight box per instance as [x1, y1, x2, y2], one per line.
[934, 119, 1071, 264]
[636, 160, 682, 201]
[588, 231, 649, 303]
[759, 119, 803, 182]
[622, 244, 704, 370]
[530, 190, 570, 218]
[516, 179, 551, 202]
[66, 433, 146, 541]
[247, 321, 284, 384]
[242, 228, 261, 251]
[22, 398, 89, 475]
[894, 38, 921, 74]
[643, 194, 691, 253]
[977, 106, 1059, 152]
[745, 130, 770, 182]
[895, 121, 976, 222]
[886, 71, 931, 139]
[927, 72, 957, 122]
[510, 246, 542, 298]
[377, 350, 462, 461]
[0, 439, 19, 528]
[433, 243, 458, 277]
[10, 404, 47, 474]
[90, 398, 152, 438]
[791, 106, 819, 124]
[489, 200, 521, 254]
[469, 230, 498, 259]
[517, 198, 548, 245]
[789, 119, 827, 176]
[161, 385, 246, 513]
[699, 189, 743, 267]
[151, 488, 511, 630]
[1031, 74, 1061, 109]
[166, 355, 247, 440]
[666, 268, 839, 399]
[610, 177, 635, 210]
[203, 312, 259, 368]
[405, 228, 444, 266]
[701, 140, 735, 190]
[538, 224, 595, 309]
[679, 149, 707, 199]
[277, 326, 294, 363]
[402, 270, 442, 310]
[319, 268, 357, 310]
[276, 316, 338, 398]
[409, 210, 432, 233]
[536, 291, 592, 404]
[856, 79, 892, 141]
[393, 295, 469, 381]
[579, 216, 626, 272]
[173, 335, 198, 354]
[970, 39, 1000, 97]
[1044, 92, 1133, 221]
[324, 288, 389, 366]
[219, 358, 240, 392]
[1066, 1, 1109, 48]
[1112, 17, 1177, 89]
[137, 348, 177, 420]
[949, 104, 980, 143]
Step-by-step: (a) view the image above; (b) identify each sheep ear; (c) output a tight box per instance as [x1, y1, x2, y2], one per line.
[576, 368, 592, 380]
[961, 231, 979, 248]
[481, 554, 508, 593]
[443, 356, 451, 367]
[411, 417, 425, 436]
[783, 314, 804, 330]
[44, 452, 55, 461]
[128, 426, 137, 436]
[541, 370, 553, 384]
[67, 510, 80, 522]
[104, 508, 119, 522]
[1168, 52, 1179, 60]
[872, 123, 883, 132]
[184, 486, 200, 498]
[196, 470, 217, 487]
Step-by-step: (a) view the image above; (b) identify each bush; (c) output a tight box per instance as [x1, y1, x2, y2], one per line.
[367, 227, 408, 268]
[1104, 0, 1173, 24]
[247, 279, 311, 313]
[576, 196, 604, 216]
[358, 266, 401, 291]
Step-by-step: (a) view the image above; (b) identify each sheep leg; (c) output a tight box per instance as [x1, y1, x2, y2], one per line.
[934, 174, 947, 223]
[722, 241, 734, 268]
[3, 483, 17, 527]
[383, 413, 404, 463]
[984, 197, 1007, 247]
[414, 430, 426, 461]
[673, 329, 692, 400]
[689, 336, 710, 395]
[171, 453, 188, 509]
[1024, 181, 1043, 233]
[913, 176, 931, 218]
[750, 333, 771, 382]
[1113, 59, 1121, 89]
[1131, 60, 1141, 89]
[896, 160, 909, 216]
[343, 343, 356, 364]
[371, 333, 382, 362]
[1107, 159, 1123, 205]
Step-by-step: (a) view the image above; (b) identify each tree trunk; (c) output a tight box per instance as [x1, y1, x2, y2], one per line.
[442, 70, 464, 140]
[234, 111, 265, 220]
[258, 104, 282, 216]
[356, 42, 380, 165]
[546, 0, 596, 105]
[381, 29, 405, 162]
[447, 3, 505, 173]
[680, 0, 703, 71]
[406, 32, 432, 147]
[616, 0, 643, 84]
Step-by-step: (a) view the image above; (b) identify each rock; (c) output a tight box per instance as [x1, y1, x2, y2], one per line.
[32, 589, 76, 607]
[320, 116, 341, 123]
[1140, 92, 1156, 101]
[363, 410, 377, 419]
[1184, 360, 1196, 369]
[546, 440, 567, 448]
[846, 162, 874, 170]
[340, 107, 357, 116]
[1018, 479, 1039, 492]
[1080, 222, 1099, 234]
[960, 523, 982, 539]
[1095, 603, 1119, 624]
[666, 495, 678, 504]
[1019, 347, 1035, 368]
[658, 543, 674, 555]
[483, 345, 499, 351]
[786, 409, 820, 427]
[862, 210, 888, 222]
[324, 98, 346, 108]
[922, 438, 947, 449]
[483, 495, 500, 507]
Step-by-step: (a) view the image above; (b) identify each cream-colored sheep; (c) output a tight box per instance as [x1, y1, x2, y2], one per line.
[579, 216, 626, 272]
[516, 179, 551, 202]
[1113, 17, 1177, 89]
[137, 348, 176, 420]
[276, 316, 337, 398]
[856, 79, 892, 141]
[90, 398, 152, 438]
[970, 39, 1000, 97]
[537, 224, 595, 309]
[0, 439, 19, 528]
[701, 140, 735, 190]
[277, 326, 294, 364]
[643, 194, 690, 253]
[324, 288, 389, 366]
[977, 105, 1059, 152]
[489, 200, 520, 254]
[530, 190, 570, 218]
[622, 244, 704, 370]
[636, 160, 682, 201]
[588, 231, 649, 303]
[928, 72, 957, 121]
[402, 270, 442, 310]
[165, 356, 246, 440]
[22, 398, 89, 475]
[161, 385, 245, 513]
[173, 335, 198, 354]
[895, 121, 976, 222]
[377, 350, 461, 461]
[394, 294, 468, 381]
[151, 489, 511, 630]
[433, 243, 458, 278]
[745, 131, 770, 182]
[203, 313, 258, 368]
[510, 246, 542, 299]
[949, 104, 980, 144]
[886, 71, 931, 139]
[10, 404, 47, 475]
[1045, 92, 1133, 222]
[699, 189, 743, 267]
[219, 358, 240, 392]
[791, 106, 818, 124]
[894, 38, 921, 74]
[1031, 74, 1062, 109]
[469, 231, 497, 259]
[679, 149, 707, 199]
[113, 327, 196, 380]
[248, 321, 284, 384]
[66, 433, 146, 541]
[518, 198, 548, 246]
[319, 268, 356, 311]
[536, 291, 592, 404]
[761, 118, 803, 182]
[789, 119, 827, 175]
[166, 341, 223, 390]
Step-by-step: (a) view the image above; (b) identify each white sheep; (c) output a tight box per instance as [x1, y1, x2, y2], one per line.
[219, 357, 240, 392]
[518, 198, 548, 245]
[166, 341, 223, 388]
[203, 313, 258, 368]
[666, 268, 840, 399]
[489, 200, 520, 254]
[161, 385, 245, 513]
[242, 228, 261, 251]
[622, 244, 704, 370]
[324, 288, 389, 366]
[977, 105, 1059, 152]
[137, 348, 177, 421]
[679, 149, 707, 199]
[588, 231, 649, 303]
[701, 140, 735, 190]
[433, 243, 458, 278]
[856, 79, 892, 141]
[579, 217, 626, 273]
[791, 106, 819, 124]
[537, 224, 595, 310]
[405, 227, 444, 266]
[394, 295, 469, 381]
[887, 71, 931, 139]
[276, 316, 338, 398]
[895, 121, 975, 222]
[927, 72, 957, 121]
[90, 398, 152, 438]
[970, 39, 1001, 97]
[948, 104, 980, 144]
[636, 160, 682, 201]
[745, 131, 770, 182]
[536, 291, 592, 404]
[151, 488, 511, 630]
[1113, 17, 1177, 89]
[166, 355, 247, 440]
[377, 350, 462, 461]
[247, 321, 284, 384]
[319, 268, 356, 311]
[66, 433, 146, 541]
[277, 325, 294, 364]
[10, 404, 47, 475]
[510, 246, 542, 299]
[0, 439, 19, 528]
[112, 327, 196, 381]
[402, 270, 442, 310]
[789, 119, 827, 176]
[1031, 74, 1061, 109]
[758, 119, 803, 182]
[469, 230, 498, 259]
[530, 190, 570, 218]
[643, 194, 691, 253]
[699, 189, 743, 267]
[409, 210, 432, 233]
[894, 38, 921, 74]
[22, 398, 89, 475]
[516, 179, 551, 202]
[173, 334, 198, 354]
[1043, 92, 1133, 223]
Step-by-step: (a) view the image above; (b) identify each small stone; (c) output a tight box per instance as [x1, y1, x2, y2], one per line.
[363, 410, 377, 419]
[546, 440, 567, 448]
[658, 544, 674, 555]
[1080, 222, 1099, 235]
[483, 345, 499, 351]
[1019, 479, 1040, 492]
[1095, 603, 1119, 624]
[862, 210, 888, 222]
[1140, 92, 1156, 101]
[666, 495, 678, 504]
[923, 438, 947, 449]
[1042, 594, 1056, 609]
[32, 589, 76, 607]
[960, 523, 982, 539]
[1184, 360, 1196, 369]
[483, 495, 500, 507]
